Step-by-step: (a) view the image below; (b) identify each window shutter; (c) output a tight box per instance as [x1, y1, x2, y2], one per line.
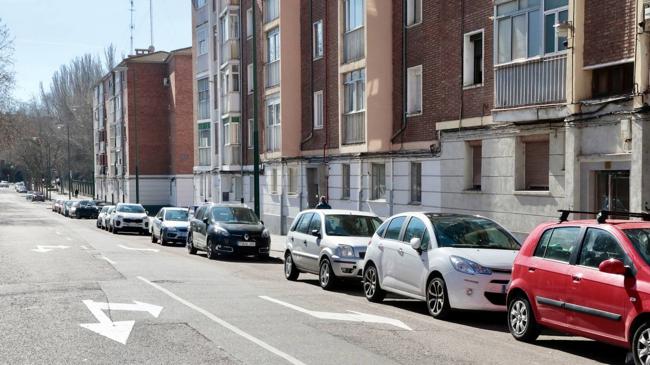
[525, 140, 549, 190]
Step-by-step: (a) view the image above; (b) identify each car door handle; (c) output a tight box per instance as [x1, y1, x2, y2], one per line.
[398, 248, 404, 256]
[303, 240, 307, 245]
[572, 274, 583, 282]
[528, 267, 536, 272]
[378, 244, 384, 251]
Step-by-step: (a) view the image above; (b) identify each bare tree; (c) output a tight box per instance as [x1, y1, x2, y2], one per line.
[0, 18, 14, 112]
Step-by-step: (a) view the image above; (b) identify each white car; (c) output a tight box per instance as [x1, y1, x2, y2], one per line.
[284, 209, 383, 290]
[110, 203, 149, 235]
[96, 205, 114, 229]
[362, 213, 520, 319]
[0, 181, 9, 188]
[150, 207, 190, 245]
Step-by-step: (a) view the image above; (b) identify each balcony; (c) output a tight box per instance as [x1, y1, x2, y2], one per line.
[199, 148, 211, 166]
[265, 60, 280, 88]
[221, 39, 240, 65]
[343, 27, 365, 63]
[494, 54, 567, 109]
[223, 144, 241, 166]
[266, 124, 281, 152]
[220, 0, 240, 12]
[221, 92, 241, 115]
[342, 111, 365, 145]
[100, 141, 106, 154]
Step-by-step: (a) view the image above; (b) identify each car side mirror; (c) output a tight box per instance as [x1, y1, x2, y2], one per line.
[260, 220, 265, 225]
[203, 217, 210, 225]
[598, 258, 627, 276]
[410, 237, 422, 251]
[311, 229, 321, 238]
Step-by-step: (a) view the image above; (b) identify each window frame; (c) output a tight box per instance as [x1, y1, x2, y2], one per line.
[577, 228, 629, 269]
[288, 166, 298, 195]
[247, 118, 254, 149]
[313, 90, 324, 130]
[197, 24, 208, 56]
[384, 216, 407, 241]
[341, 163, 351, 200]
[406, 65, 423, 116]
[344, 0, 365, 33]
[247, 63, 254, 94]
[246, 8, 253, 39]
[313, 20, 324, 60]
[463, 29, 484, 87]
[344, 69, 365, 114]
[410, 162, 422, 204]
[402, 216, 428, 245]
[371, 163, 386, 201]
[197, 78, 210, 120]
[405, 0, 422, 27]
[533, 226, 582, 264]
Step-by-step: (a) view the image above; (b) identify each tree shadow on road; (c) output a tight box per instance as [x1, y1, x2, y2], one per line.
[532, 338, 627, 364]
[296, 277, 367, 298]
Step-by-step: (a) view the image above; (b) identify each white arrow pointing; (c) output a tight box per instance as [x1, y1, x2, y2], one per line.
[31, 245, 70, 253]
[259, 296, 412, 331]
[80, 300, 163, 344]
[118, 244, 159, 253]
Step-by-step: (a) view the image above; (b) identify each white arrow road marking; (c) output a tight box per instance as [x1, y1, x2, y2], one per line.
[259, 296, 412, 331]
[118, 244, 159, 253]
[31, 245, 70, 253]
[79, 300, 163, 345]
[80, 245, 89, 250]
[98, 256, 116, 265]
[138, 276, 306, 365]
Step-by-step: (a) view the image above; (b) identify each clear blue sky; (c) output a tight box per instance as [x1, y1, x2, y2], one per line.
[1, 0, 192, 102]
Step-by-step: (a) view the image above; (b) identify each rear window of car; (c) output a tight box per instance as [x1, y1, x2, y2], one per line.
[533, 227, 581, 263]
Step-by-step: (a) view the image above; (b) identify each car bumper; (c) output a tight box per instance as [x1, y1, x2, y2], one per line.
[331, 256, 364, 278]
[163, 231, 188, 242]
[213, 236, 271, 255]
[114, 222, 148, 230]
[445, 272, 511, 311]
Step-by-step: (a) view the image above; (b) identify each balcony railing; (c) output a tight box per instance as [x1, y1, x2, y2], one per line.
[223, 144, 241, 165]
[342, 111, 365, 145]
[265, 60, 280, 88]
[220, 0, 240, 12]
[343, 27, 365, 63]
[199, 148, 211, 166]
[266, 124, 281, 152]
[494, 54, 567, 109]
[221, 39, 239, 65]
[221, 92, 241, 115]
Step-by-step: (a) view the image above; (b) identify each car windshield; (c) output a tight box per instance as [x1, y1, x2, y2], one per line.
[165, 210, 189, 221]
[427, 215, 520, 250]
[211, 207, 259, 224]
[624, 229, 650, 266]
[79, 200, 95, 207]
[324, 215, 382, 237]
[117, 204, 145, 213]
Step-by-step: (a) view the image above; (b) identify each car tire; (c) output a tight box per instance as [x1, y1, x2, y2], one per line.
[113, 228, 119, 235]
[632, 321, 650, 365]
[426, 276, 452, 320]
[151, 231, 157, 243]
[187, 234, 197, 255]
[160, 231, 167, 246]
[284, 252, 299, 281]
[319, 258, 337, 290]
[363, 264, 385, 303]
[258, 253, 270, 261]
[507, 294, 541, 343]
[206, 239, 217, 260]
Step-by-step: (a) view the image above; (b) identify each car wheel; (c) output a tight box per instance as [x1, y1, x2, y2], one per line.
[363, 264, 385, 303]
[426, 276, 452, 320]
[633, 322, 650, 365]
[187, 234, 197, 255]
[112, 228, 119, 235]
[319, 258, 337, 290]
[258, 253, 270, 261]
[151, 231, 157, 243]
[284, 252, 299, 281]
[206, 239, 217, 260]
[160, 231, 167, 246]
[507, 294, 541, 343]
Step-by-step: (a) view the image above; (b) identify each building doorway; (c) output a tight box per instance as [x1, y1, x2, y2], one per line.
[307, 168, 319, 208]
[595, 170, 629, 213]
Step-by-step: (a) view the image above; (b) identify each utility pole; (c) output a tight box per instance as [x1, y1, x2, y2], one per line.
[252, 0, 260, 217]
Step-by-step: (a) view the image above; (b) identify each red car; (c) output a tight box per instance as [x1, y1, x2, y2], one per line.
[507, 210, 650, 364]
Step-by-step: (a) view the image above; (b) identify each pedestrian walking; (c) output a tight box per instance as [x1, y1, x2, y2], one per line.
[315, 196, 331, 209]
[74, 189, 79, 198]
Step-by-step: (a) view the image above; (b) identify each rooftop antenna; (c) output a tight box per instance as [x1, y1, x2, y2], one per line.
[149, 0, 154, 51]
[129, 0, 135, 54]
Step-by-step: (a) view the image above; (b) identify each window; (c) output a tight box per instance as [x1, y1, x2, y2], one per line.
[213, 75, 219, 110]
[592, 63, 634, 99]
[224, 117, 240, 145]
[344, 0, 364, 31]
[296, 213, 314, 234]
[197, 25, 208, 56]
[384, 216, 406, 241]
[406, 0, 421, 26]
[344, 69, 365, 115]
[314, 90, 323, 129]
[325, 215, 382, 237]
[195, 0, 206, 8]
[406, 65, 422, 115]
[264, 0, 279, 23]
[309, 214, 322, 234]
[533, 227, 580, 263]
[376, 220, 389, 238]
[313, 20, 324, 59]
[403, 217, 427, 244]
[220, 13, 240, 43]
[271, 168, 278, 193]
[341, 164, 350, 199]
[247, 119, 254, 148]
[523, 136, 549, 190]
[247, 63, 254, 93]
[198, 123, 211, 166]
[288, 167, 298, 195]
[496, 0, 569, 64]
[578, 228, 626, 268]
[246, 8, 253, 38]
[371, 163, 386, 200]
[266, 28, 280, 87]
[410, 162, 421, 203]
[197, 78, 210, 120]
[265, 96, 281, 152]
[463, 31, 483, 86]
[469, 141, 482, 190]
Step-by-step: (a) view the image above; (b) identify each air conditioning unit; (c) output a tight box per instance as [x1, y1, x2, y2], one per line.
[163, 77, 170, 87]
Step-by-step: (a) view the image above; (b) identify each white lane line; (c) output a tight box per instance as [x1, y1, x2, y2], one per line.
[137, 276, 305, 365]
[99, 256, 116, 265]
[80, 245, 89, 250]
[118, 244, 159, 253]
[55, 231, 62, 236]
[66, 237, 73, 241]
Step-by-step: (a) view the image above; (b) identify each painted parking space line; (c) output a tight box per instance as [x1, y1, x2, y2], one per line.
[80, 245, 89, 250]
[137, 276, 306, 365]
[118, 245, 159, 253]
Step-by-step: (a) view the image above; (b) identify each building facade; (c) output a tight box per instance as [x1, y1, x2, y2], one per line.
[93, 48, 194, 208]
[191, 0, 650, 238]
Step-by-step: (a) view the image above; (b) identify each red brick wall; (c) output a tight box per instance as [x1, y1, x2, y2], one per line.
[392, 0, 493, 144]
[300, 0, 339, 152]
[125, 62, 170, 176]
[584, 0, 636, 67]
[167, 52, 194, 175]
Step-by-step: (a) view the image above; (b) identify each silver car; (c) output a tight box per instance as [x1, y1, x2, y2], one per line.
[96, 205, 114, 229]
[150, 207, 190, 245]
[284, 209, 383, 290]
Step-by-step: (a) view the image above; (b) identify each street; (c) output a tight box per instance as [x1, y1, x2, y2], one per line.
[0, 189, 628, 364]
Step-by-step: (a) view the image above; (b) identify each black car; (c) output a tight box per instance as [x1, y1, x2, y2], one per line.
[187, 204, 270, 260]
[31, 192, 45, 202]
[74, 200, 99, 219]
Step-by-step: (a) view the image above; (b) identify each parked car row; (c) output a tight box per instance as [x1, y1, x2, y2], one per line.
[0, 180, 9, 188]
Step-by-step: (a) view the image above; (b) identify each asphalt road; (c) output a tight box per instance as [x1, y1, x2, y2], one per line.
[0, 188, 629, 364]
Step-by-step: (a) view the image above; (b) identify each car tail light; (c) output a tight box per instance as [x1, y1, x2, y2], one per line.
[368, 240, 372, 246]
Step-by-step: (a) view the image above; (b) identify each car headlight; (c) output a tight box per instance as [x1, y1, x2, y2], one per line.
[212, 227, 230, 236]
[450, 256, 492, 275]
[339, 245, 355, 258]
[116, 215, 123, 220]
[261, 228, 270, 238]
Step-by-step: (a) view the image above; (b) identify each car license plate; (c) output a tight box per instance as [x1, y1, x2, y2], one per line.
[238, 241, 256, 247]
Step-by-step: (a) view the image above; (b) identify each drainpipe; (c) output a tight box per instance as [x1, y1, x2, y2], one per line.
[391, 0, 408, 144]
[239, 2, 245, 202]
[357, 161, 363, 211]
[389, 157, 394, 216]
[456, 0, 465, 133]
[301, 0, 315, 148]
[322, 0, 329, 195]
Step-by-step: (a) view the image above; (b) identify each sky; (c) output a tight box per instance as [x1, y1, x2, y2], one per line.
[1, 0, 192, 102]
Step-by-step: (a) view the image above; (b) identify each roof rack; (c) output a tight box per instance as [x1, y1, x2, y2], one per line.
[558, 210, 650, 224]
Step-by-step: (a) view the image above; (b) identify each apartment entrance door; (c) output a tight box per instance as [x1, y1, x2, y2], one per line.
[595, 170, 629, 213]
[307, 168, 319, 208]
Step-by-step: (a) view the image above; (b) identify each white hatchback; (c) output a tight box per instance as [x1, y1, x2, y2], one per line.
[284, 209, 383, 290]
[362, 213, 520, 319]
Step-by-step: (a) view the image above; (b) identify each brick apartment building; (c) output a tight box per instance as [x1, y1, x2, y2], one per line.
[191, 0, 650, 238]
[94, 48, 194, 207]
